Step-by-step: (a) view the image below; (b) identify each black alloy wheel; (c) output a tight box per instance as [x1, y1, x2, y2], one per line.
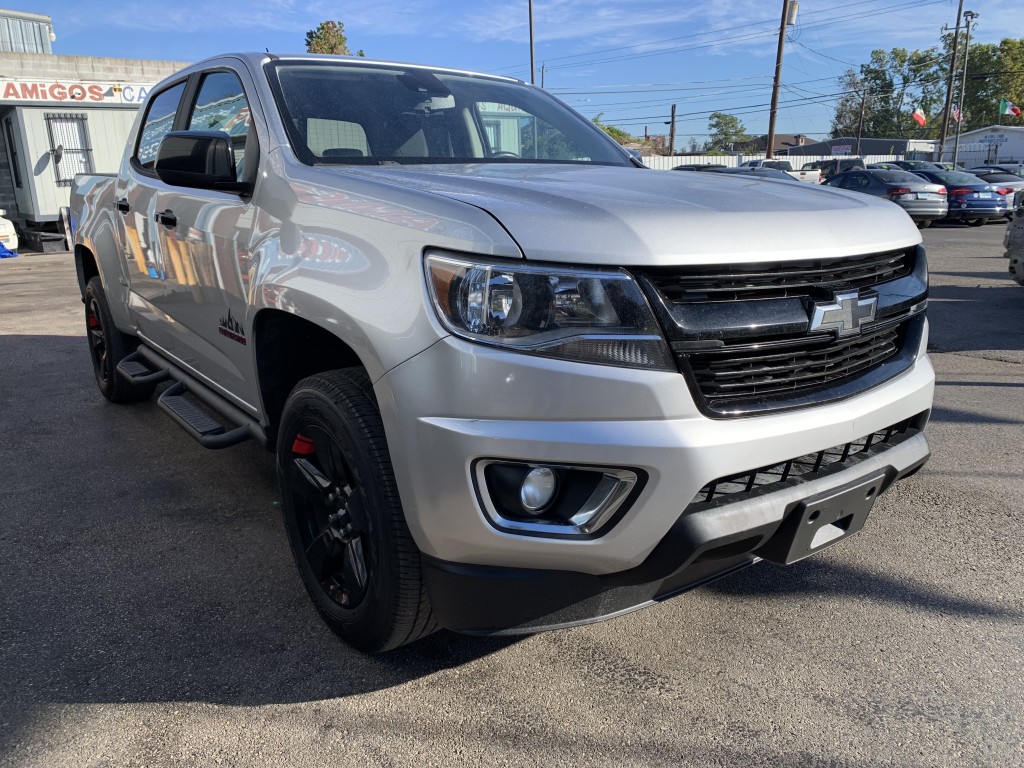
[278, 368, 435, 653]
[84, 276, 154, 403]
[286, 424, 373, 612]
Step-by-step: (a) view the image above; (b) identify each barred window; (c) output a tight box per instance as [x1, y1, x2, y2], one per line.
[44, 113, 93, 187]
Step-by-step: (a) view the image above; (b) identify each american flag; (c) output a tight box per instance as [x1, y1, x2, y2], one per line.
[952, 103, 963, 123]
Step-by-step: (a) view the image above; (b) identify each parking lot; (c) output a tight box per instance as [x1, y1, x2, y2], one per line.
[1, 222, 1021, 767]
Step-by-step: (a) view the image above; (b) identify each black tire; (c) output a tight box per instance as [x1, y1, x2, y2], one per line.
[277, 368, 436, 653]
[967, 218, 986, 227]
[916, 220, 932, 229]
[84, 277, 155, 403]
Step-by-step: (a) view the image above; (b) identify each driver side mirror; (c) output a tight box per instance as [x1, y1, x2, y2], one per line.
[154, 130, 250, 194]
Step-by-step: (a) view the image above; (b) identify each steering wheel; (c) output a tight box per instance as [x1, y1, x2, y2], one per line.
[489, 151, 521, 159]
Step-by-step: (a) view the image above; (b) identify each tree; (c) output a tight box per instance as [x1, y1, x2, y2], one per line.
[705, 112, 748, 152]
[305, 20, 364, 56]
[830, 47, 944, 139]
[591, 114, 637, 145]
[957, 38, 1024, 130]
[828, 38, 1024, 139]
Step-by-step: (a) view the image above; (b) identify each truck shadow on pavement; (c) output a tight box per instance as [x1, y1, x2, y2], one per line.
[0, 335, 519, 720]
[702, 557, 1020, 622]
[1, 330, 1018, 722]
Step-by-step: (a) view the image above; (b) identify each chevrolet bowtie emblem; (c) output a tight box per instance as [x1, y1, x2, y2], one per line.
[809, 290, 877, 336]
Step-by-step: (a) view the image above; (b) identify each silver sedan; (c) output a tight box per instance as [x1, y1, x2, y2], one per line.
[824, 169, 948, 228]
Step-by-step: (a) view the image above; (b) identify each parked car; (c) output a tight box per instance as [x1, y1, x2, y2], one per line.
[968, 164, 1024, 177]
[971, 172, 1024, 217]
[933, 162, 965, 171]
[824, 169, 948, 227]
[68, 52, 934, 652]
[704, 166, 801, 182]
[867, 162, 901, 171]
[739, 159, 819, 183]
[887, 160, 942, 172]
[815, 157, 866, 180]
[1003, 207, 1024, 286]
[912, 170, 1010, 226]
[672, 163, 727, 171]
[0, 209, 18, 253]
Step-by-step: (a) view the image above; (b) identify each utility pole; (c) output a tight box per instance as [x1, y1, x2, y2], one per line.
[952, 10, 978, 166]
[540, 63, 545, 89]
[668, 104, 677, 157]
[855, 90, 870, 156]
[766, 0, 798, 160]
[937, 0, 965, 162]
[528, 0, 536, 85]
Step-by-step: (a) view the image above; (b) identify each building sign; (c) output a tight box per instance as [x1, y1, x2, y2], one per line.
[831, 144, 853, 155]
[477, 102, 530, 117]
[980, 134, 1008, 144]
[0, 79, 155, 105]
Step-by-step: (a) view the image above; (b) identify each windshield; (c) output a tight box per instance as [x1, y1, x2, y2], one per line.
[265, 61, 630, 167]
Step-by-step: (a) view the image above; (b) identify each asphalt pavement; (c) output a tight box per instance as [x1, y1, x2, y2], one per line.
[1, 223, 1021, 767]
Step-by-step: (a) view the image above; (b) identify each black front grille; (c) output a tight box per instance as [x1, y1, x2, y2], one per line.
[690, 415, 921, 509]
[688, 321, 903, 404]
[644, 248, 913, 302]
[634, 246, 926, 416]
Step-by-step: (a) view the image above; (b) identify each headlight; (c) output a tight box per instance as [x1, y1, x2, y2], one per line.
[426, 253, 673, 370]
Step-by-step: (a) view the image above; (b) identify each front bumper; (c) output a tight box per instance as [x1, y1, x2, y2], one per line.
[375, 326, 934, 630]
[423, 427, 929, 633]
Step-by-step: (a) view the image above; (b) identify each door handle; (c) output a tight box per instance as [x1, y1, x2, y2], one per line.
[115, 198, 130, 214]
[155, 210, 177, 228]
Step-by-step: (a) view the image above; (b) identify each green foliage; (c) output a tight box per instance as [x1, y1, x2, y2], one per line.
[960, 38, 1024, 128]
[305, 20, 365, 56]
[591, 114, 637, 144]
[830, 47, 944, 139]
[830, 37, 1024, 138]
[705, 112, 748, 151]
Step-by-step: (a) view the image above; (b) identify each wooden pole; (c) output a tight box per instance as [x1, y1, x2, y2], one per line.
[668, 104, 676, 157]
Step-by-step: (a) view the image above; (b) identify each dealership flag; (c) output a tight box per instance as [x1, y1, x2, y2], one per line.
[1000, 98, 1022, 117]
[912, 106, 926, 126]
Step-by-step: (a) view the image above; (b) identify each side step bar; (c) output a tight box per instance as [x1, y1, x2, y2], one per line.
[117, 348, 266, 450]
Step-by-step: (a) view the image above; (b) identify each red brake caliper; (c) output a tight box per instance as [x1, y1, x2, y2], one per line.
[292, 433, 316, 455]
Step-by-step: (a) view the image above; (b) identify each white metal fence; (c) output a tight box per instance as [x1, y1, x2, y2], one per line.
[641, 154, 910, 171]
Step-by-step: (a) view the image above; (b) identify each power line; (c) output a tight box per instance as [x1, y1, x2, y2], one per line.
[487, 0, 919, 75]
[494, 0, 945, 79]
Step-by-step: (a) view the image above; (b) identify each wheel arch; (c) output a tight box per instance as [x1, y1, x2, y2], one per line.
[75, 244, 99, 300]
[253, 308, 367, 441]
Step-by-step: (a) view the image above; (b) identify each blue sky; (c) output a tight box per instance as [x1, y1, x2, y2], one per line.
[11, 0, 1024, 146]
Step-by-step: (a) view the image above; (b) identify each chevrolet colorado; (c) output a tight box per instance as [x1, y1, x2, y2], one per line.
[69, 53, 933, 652]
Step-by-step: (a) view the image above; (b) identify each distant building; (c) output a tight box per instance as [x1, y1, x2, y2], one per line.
[939, 125, 1024, 166]
[786, 136, 937, 158]
[0, 9, 186, 247]
[740, 133, 812, 154]
[0, 9, 54, 55]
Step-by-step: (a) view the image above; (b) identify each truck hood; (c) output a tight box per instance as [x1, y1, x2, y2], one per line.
[335, 164, 921, 266]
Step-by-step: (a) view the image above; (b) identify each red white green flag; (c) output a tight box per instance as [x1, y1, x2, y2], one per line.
[1000, 98, 1022, 117]
[912, 106, 926, 126]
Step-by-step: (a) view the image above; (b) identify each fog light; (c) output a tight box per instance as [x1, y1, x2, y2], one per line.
[520, 467, 557, 513]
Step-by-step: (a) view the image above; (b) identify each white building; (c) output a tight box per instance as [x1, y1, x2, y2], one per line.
[0, 9, 186, 248]
[939, 125, 1024, 167]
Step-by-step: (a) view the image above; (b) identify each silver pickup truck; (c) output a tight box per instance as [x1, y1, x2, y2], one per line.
[69, 53, 934, 653]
